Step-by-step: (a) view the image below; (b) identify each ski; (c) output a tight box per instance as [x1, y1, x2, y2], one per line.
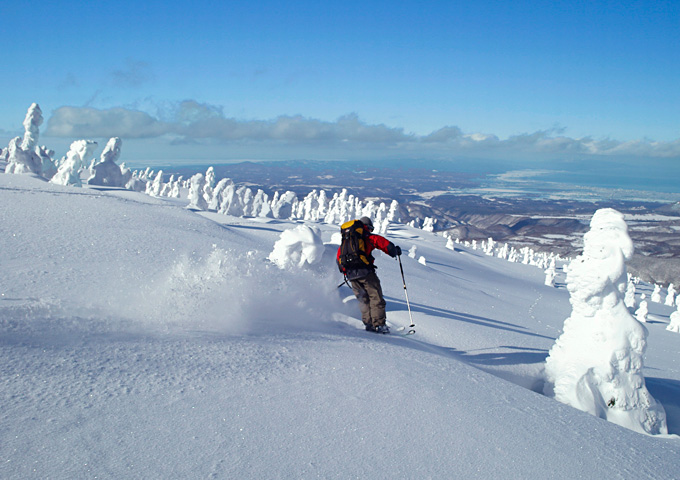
[334, 314, 415, 336]
[387, 322, 416, 336]
[366, 328, 415, 337]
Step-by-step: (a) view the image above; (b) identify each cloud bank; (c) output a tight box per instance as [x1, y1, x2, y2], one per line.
[45, 101, 680, 159]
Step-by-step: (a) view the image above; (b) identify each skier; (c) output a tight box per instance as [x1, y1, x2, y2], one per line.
[337, 216, 401, 333]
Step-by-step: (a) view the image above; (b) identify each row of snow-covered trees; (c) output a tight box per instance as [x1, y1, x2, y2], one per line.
[1, 104, 403, 233]
[436, 225, 680, 327]
[146, 166, 402, 234]
[0, 104, 130, 188]
[438, 224, 679, 309]
[444, 234, 563, 271]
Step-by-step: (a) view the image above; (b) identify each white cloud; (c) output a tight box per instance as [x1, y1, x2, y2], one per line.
[46, 104, 410, 145]
[46, 107, 169, 138]
[422, 126, 463, 143]
[44, 102, 680, 159]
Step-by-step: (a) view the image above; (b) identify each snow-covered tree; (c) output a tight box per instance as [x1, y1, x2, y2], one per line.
[209, 178, 234, 210]
[484, 237, 497, 256]
[236, 186, 252, 216]
[218, 184, 244, 216]
[324, 189, 348, 224]
[373, 202, 389, 234]
[316, 190, 329, 219]
[667, 304, 680, 333]
[544, 260, 556, 287]
[205, 166, 215, 188]
[271, 191, 298, 219]
[159, 174, 174, 197]
[4, 104, 58, 178]
[6, 105, 43, 176]
[543, 208, 667, 435]
[252, 189, 271, 217]
[87, 138, 125, 187]
[497, 243, 509, 260]
[50, 140, 98, 187]
[125, 169, 146, 192]
[187, 173, 208, 210]
[624, 276, 636, 309]
[203, 166, 215, 203]
[635, 296, 649, 323]
[387, 200, 402, 223]
[298, 190, 320, 221]
[360, 199, 376, 222]
[117, 149, 132, 187]
[422, 217, 436, 232]
[147, 170, 164, 197]
[170, 175, 182, 198]
[21, 103, 42, 151]
[664, 283, 676, 307]
[5, 137, 42, 175]
[140, 167, 152, 182]
[37, 145, 56, 180]
[651, 284, 662, 303]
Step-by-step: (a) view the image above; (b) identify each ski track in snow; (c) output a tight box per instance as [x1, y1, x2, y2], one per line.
[1, 174, 679, 478]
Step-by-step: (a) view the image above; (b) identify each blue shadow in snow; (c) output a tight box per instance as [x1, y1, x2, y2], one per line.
[645, 377, 680, 435]
[228, 223, 286, 234]
[422, 260, 463, 271]
[452, 345, 549, 367]
[385, 296, 555, 341]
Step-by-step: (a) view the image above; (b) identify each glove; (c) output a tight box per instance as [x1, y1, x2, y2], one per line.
[395, 245, 402, 256]
[388, 244, 402, 257]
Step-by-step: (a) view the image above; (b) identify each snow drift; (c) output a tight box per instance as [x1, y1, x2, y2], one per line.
[268, 224, 325, 269]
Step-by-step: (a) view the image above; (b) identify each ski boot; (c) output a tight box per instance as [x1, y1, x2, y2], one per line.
[374, 325, 390, 334]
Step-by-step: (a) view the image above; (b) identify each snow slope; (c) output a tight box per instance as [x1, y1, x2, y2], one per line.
[1, 174, 679, 479]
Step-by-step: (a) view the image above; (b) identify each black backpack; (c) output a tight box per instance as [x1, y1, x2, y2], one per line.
[337, 219, 372, 273]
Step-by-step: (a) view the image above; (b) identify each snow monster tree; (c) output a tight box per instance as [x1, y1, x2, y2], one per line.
[5, 103, 45, 175]
[543, 208, 667, 435]
[87, 137, 127, 187]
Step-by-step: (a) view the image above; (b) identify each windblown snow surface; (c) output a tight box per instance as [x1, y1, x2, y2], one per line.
[1, 174, 679, 479]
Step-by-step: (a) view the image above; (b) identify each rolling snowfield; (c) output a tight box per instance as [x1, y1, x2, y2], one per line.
[1, 173, 679, 479]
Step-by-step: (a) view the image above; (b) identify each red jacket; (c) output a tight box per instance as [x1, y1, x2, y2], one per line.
[362, 233, 393, 262]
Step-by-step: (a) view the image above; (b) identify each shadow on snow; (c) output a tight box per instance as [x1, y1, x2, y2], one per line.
[385, 296, 555, 341]
[646, 377, 680, 435]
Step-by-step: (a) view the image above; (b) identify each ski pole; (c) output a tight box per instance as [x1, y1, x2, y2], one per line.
[397, 254, 416, 328]
[337, 276, 351, 289]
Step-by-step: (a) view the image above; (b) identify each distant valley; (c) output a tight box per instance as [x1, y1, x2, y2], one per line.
[166, 160, 680, 284]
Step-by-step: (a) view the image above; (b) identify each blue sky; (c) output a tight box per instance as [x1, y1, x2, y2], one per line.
[1, 0, 678, 166]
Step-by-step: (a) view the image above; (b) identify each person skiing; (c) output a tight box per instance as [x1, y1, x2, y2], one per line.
[337, 216, 402, 333]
